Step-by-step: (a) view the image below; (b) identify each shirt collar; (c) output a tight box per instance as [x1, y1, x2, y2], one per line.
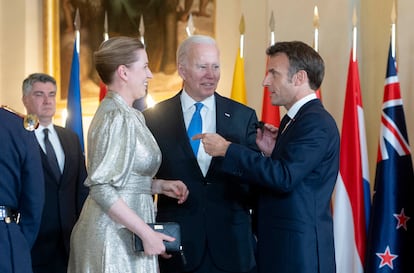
[35, 123, 56, 139]
[180, 89, 215, 112]
[287, 93, 318, 119]
[36, 123, 54, 133]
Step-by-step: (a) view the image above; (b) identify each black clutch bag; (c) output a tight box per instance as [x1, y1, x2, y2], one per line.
[133, 222, 182, 253]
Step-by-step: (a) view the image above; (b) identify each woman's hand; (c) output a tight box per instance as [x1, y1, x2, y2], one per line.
[152, 179, 189, 204]
[141, 227, 175, 256]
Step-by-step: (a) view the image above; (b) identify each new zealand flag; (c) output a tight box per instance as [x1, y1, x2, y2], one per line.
[365, 42, 414, 272]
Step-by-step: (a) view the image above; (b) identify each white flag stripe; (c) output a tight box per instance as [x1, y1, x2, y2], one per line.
[380, 124, 408, 157]
[381, 112, 411, 155]
[383, 98, 402, 109]
[333, 174, 364, 273]
[358, 106, 370, 182]
[384, 75, 398, 85]
[382, 111, 410, 150]
[379, 126, 390, 160]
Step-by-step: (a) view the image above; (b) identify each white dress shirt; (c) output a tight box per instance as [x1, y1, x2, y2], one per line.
[35, 124, 65, 173]
[181, 90, 215, 176]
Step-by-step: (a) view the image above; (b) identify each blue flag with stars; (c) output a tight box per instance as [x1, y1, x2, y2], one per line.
[365, 41, 414, 272]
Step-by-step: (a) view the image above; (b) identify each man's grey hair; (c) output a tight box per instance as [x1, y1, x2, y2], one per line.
[22, 73, 56, 96]
[176, 35, 217, 66]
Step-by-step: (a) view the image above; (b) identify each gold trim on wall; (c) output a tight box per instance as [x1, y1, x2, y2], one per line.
[43, 0, 61, 99]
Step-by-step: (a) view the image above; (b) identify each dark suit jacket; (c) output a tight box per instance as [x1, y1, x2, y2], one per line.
[0, 108, 44, 273]
[143, 92, 258, 272]
[31, 125, 88, 273]
[222, 99, 340, 273]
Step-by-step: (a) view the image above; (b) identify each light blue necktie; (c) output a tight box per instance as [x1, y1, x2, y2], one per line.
[187, 102, 203, 156]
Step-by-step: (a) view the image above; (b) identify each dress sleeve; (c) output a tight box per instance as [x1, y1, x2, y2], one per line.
[85, 109, 137, 211]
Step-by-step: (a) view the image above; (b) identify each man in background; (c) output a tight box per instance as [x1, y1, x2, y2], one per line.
[0, 106, 44, 273]
[22, 73, 88, 273]
[144, 35, 258, 273]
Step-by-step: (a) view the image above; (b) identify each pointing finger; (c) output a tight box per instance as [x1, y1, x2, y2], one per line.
[192, 133, 203, 140]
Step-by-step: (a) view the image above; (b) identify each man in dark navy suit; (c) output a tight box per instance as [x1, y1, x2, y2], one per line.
[22, 73, 88, 273]
[0, 107, 44, 273]
[144, 35, 258, 273]
[199, 41, 340, 273]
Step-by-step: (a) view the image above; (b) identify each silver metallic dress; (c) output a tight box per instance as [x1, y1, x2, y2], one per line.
[68, 92, 161, 273]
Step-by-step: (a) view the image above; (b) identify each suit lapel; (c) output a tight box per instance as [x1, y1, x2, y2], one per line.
[215, 93, 233, 137]
[168, 93, 195, 156]
[275, 99, 321, 150]
[205, 94, 233, 175]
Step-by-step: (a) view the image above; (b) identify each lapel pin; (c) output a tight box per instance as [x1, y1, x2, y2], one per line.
[224, 113, 230, 117]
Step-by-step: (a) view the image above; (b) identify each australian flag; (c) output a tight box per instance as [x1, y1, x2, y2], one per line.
[365, 42, 414, 272]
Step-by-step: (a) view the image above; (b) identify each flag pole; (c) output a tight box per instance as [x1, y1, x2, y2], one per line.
[239, 15, 245, 58]
[269, 11, 275, 46]
[186, 13, 195, 37]
[352, 7, 357, 62]
[139, 15, 145, 45]
[74, 9, 80, 55]
[391, 0, 396, 59]
[313, 6, 322, 100]
[103, 11, 109, 41]
[313, 6, 319, 52]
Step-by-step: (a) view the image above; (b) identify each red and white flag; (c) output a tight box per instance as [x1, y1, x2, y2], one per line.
[332, 51, 371, 273]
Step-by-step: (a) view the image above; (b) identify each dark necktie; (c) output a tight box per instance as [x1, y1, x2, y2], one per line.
[279, 114, 292, 134]
[44, 128, 61, 181]
[187, 102, 203, 156]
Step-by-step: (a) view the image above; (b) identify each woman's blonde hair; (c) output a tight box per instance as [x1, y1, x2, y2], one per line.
[94, 36, 145, 84]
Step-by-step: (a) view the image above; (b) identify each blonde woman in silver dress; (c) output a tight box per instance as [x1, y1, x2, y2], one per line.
[68, 36, 189, 273]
